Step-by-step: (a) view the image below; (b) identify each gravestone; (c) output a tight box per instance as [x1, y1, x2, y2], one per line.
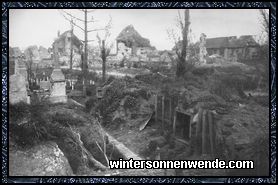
[9, 73, 29, 104]
[49, 68, 67, 103]
[9, 57, 29, 104]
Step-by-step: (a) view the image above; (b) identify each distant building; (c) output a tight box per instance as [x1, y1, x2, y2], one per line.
[23, 45, 41, 64]
[117, 42, 132, 60]
[115, 25, 156, 63]
[9, 47, 27, 78]
[52, 30, 83, 68]
[173, 35, 260, 63]
[205, 35, 259, 61]
[159, 50, 175, 67]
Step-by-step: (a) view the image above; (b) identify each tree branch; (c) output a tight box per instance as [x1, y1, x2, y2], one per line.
[81, 39, 95, 43]
[59, 10, 85, 31]
[88, 28, 107, 33]
[62, 10, 96, 23]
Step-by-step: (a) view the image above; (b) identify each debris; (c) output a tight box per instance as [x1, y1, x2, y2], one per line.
[68, 98, 85, 108]
[192, 112, 199, 123]
[139, 111, 154, 131]
[157, 72, 167, 78]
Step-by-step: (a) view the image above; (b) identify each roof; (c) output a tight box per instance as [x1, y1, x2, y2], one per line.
[50, 68, 65, 82]
[206, 35, 259, 49]
[53, 30, 83, 47]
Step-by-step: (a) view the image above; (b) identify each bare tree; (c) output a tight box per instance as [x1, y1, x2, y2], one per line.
[24, 47, 35, 88]
[96, 23, 113, 82]
[59, 9, 111, 94]
[168, 9, 191, 78]
[259, 9, 269, 37]
[256, 9, 270, 90]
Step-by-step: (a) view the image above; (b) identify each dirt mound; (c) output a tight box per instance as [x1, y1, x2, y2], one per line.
[216, 102, 269, 176]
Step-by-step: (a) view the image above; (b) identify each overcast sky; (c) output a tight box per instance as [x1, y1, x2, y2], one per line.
[9, 9, 267, 51]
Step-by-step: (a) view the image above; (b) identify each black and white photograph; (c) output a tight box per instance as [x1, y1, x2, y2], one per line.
[8, 8, 270, 177]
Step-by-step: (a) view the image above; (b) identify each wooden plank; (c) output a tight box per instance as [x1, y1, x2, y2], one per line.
[175, 137, 190, 146]
[139, 111, 154, 131]
[196, 108, 203, 155]
[173, 112, 176, 137]
[189, 114, 193, 139]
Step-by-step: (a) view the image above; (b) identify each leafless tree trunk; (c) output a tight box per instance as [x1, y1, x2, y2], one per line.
[24, 47, 34, 89]
[96, 25, 113, 82]
[259, 9, 269, 37]
[177, 9, 190, 77]
[257, 9, 269, 90]
[70, 19, 74, 70]
[59, 9, 111, 94]
[168, 9, 191, 78]
[101, 40, 107, 82]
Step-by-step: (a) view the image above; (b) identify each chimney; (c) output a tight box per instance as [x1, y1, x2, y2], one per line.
[57, 30, 60, 37]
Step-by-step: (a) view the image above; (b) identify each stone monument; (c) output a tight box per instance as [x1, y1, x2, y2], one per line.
[49, 66, 67, 103]
[199, 33, 208, 64]
[9, 73, 29, 104]
[9, 57, 29, 104]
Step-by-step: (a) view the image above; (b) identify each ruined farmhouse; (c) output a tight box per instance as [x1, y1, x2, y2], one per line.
[115, 25, 159, 63]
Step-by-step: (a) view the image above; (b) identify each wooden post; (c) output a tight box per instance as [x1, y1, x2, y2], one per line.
[169, 98, 172, 124]
[173, 111, 176, 137]
[189, 115, 193, 140]
[155, 94, 158, 123]
[162, 96, 165, 134]
[201, 110, 207, 155]
[196, 108, 203, 155]
[208, 111, 215, 156]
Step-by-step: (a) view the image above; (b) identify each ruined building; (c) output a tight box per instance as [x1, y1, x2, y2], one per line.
[115, 25, 157, 62]
[52, 30, 83, 68]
